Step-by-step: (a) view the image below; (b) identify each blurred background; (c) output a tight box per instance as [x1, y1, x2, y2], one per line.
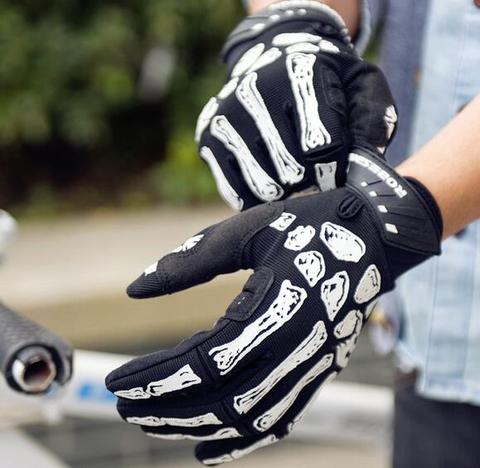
[0, 1, 392, 467]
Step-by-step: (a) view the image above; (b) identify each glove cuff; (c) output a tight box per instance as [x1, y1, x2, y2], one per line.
[346, 148, 442, 258]
[222, 1, 354, 66]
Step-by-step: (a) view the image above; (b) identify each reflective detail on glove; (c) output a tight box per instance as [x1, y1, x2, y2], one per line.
[286, 52, 331, 151]
[147, 427, 241, 442]
[211, 115, 284, 202]
[233, 321, 327, 415]
[200, 147, 244, 211]
[294, 250, 325, 287]
[334, 310, 362, 339]
[253, 353, 333, 432]
[315, 162, 337, 192]
[209, 280, 307, 376]
[201, 434, 278, 465]
[320, 222, 366, 263]
[236, 73, 305, 185]
[269, 212, 296, 231]
[284, 225, 315, 251]
[126, 412, 222, 428]
[321, 271, 349, 321]
[336, 315, 362, 368]
[354, 264, 381, 304]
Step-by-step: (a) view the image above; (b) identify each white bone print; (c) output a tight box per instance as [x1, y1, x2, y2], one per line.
[172, 234, 204, 253]
[320, 222, 366, 262]
[315, 161, 337, 192]
[334, 310, 363, 339]
[211, 115, 284, 202]
[195, 98, 218, 143]
[319, 39, 340, 53]
[286, 43, 320, 54]
[236, 72, 305, 185]
[321, 271, 350, 321]
[355, 264, 381, 304]
[144, 261, 158, 276]
[384, 105, 398, 140]
[202, 435, 278, 465]
[209, 280, 307, 375]
[272, 32, 325, 47]
[253, 353, 334, 432]
[286, 52, 331, 151]
[218, 78, 239, 100]
[284, 225, 316, 251]
[248, 47, 282, 74]
[365, 300, 378, 319]
[126, 412, 222, 428]
[294, 251, 326, 287]
[147, 427, 241, 442]
[232, 43, 266, 78]
[200, 147, 244, 211]
[233, 321, 328, 414]
[269, 212, 297, 231]
[115, 364, 202, 400]
[336, 315, 363, 368]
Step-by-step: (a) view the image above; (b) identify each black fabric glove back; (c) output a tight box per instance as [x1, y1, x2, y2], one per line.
[105, 149, 441, 465]
[196, 1, 397, 211]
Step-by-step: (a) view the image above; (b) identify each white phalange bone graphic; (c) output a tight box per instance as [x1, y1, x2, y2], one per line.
[294, 251, 326, 287]
[232, 43, 266, 78]
[209, 280, 307, 375]
[321, 271, 350, 321]
[253, 353, 334, 432]
[384, 105, 398, 140]
[272, 32, 325, 47]
[115, 364, 202, 400]
[336, 315, 363, 368]
[202, 434, 278, 465]
[365, 300, 378, 319]
[354, 264, 381, 304]
[126, 412, 222, 428]
[289, 371, 338, 432]
[211, 115, 284, 202]
[284, 225, 316, 251]
[248, 47, 282, 74]
[315, 161, 337, 192]
[218, 77, 239, 100]
[115, 387, 150, 400]
[172, 234, 204, 253]
[319, 39, 340, 53]
[146, 364, 202, 396]
[236, 72, 305, 185]
[233, 321, 328, 414]
[144, 261, 158, 276]
[320, 222, 366, 262]
[334, 310, 363, 339]
[147, 427, 241, 442]
[269, 212, 297, 231]
[200, 147, 244, 211]
[286, 43, 320, 54]
[195, 97, 218, 143]
[286, 53, 331, 151]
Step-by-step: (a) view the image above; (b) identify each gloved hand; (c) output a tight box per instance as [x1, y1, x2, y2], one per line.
[105, 149, 441, 465]
[196, 1, 397, 211]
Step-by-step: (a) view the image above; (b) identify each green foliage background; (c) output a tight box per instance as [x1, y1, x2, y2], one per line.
[0, 0, 244, 217]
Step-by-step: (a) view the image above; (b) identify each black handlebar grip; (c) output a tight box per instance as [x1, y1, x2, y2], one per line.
[0, 302, 73, 394]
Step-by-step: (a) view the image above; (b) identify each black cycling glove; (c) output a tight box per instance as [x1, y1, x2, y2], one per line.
[106, 149, 441, 465]
[196, 1, 397, 210]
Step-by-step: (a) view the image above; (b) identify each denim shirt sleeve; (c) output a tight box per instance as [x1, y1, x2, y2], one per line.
[355, 0, 387, 54]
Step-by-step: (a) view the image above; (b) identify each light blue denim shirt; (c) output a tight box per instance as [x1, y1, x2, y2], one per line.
[363, 0, 480, 403]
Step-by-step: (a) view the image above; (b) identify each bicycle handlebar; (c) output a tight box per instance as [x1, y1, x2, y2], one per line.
[0, 303, 73, 394]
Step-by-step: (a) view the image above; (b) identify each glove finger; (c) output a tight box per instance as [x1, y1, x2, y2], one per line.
[195, 432, 280, 466]
[126, 202, 282, 299]
[344, 61, 397, 153]
[141, 425, 243, 442]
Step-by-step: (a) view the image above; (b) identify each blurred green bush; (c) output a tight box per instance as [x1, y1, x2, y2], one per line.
[0, 0, 243, 216]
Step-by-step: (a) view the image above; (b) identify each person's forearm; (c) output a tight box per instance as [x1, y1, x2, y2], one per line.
[397, 95, 480, 239]
[246, 0, 361, 36]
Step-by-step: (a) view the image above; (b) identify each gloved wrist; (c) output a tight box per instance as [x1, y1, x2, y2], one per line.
[222, 1, 355, 72]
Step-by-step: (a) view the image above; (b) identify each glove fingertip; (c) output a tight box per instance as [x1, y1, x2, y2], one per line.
[126, 270, 165, 299]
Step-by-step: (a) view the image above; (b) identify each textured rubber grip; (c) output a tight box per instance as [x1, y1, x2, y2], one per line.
[0, 303, 73, 394]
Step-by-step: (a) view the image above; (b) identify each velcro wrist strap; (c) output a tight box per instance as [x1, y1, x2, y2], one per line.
[346, 148, 442, 256]
[222, 1, 353, 64]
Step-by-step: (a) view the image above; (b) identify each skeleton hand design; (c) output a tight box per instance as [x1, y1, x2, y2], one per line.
[106, 149, 441, 465]
[196, 2, 397, 211]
